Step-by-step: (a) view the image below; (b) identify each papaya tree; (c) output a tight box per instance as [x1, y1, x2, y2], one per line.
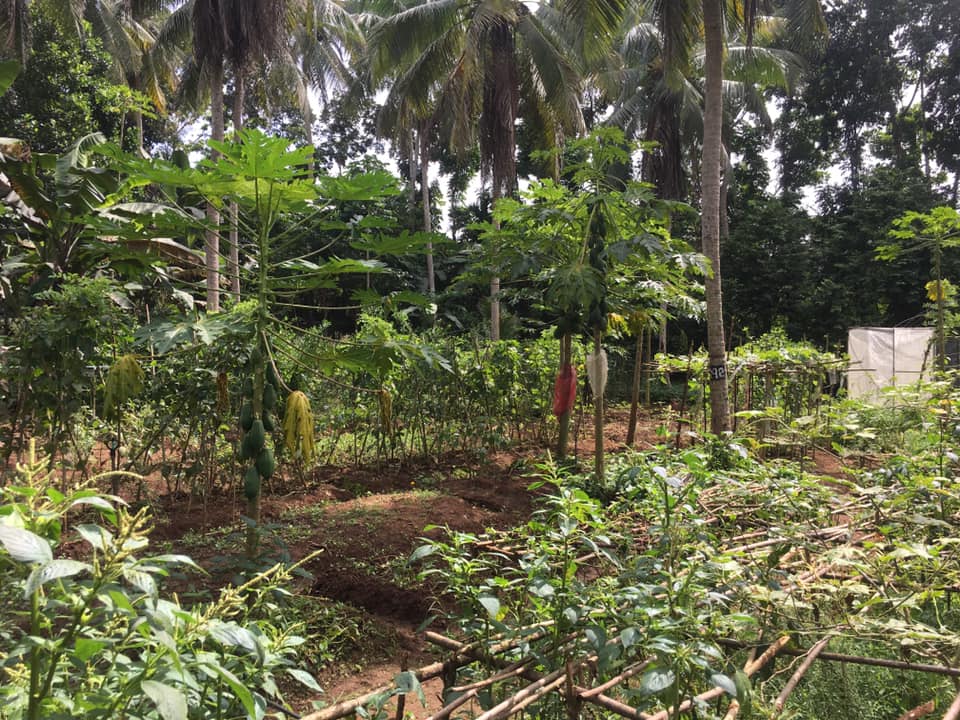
[477, 129, 703, 475]
[879, 206, 960, 373]
[101, 129, 433, 557]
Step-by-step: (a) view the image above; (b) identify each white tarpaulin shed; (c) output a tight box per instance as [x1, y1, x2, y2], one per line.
[847, 327, 934, 400]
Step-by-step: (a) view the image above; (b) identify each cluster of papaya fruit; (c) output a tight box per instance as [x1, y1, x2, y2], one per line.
[239, 346, 280, 500]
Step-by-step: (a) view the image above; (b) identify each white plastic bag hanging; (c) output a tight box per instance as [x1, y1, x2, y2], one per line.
[585, 348, 608, 400]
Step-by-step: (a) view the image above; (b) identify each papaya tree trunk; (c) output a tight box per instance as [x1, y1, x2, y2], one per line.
[593, 330, 604, 479]
[228, 69, 244, 302]
[557, 332, 572, 459]
[627, 328, 643, 447]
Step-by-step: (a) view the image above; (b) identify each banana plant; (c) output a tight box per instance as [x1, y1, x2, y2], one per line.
[0, 132, 198, 309]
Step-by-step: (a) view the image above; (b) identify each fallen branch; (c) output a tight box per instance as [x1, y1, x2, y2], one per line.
[718, 639, 960, 678]
[772, 634, 835, 716]
[897, 700, 936, 720]
[646, 636, 791, 720]
[944, 691, 960, 720]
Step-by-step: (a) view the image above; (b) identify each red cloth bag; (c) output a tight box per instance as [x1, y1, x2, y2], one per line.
[552, 364, 577, 417]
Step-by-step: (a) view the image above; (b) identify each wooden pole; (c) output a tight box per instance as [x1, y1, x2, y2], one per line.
[772, 634, 834, 716]
[944, 691, 960, 720]
[718, 639, 960, 678]
[897, 700, 936, 720]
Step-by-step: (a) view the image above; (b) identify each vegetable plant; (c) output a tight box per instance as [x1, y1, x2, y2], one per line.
[0, 442, 321, 719]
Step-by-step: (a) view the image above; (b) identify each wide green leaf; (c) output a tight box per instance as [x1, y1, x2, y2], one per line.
[0, 59, 20, 96]
[709, 672, 737, 697]
[0, 525, 53, 563]
[639, 667, 675, 695]
[287, 668, 323, 693]
[142, 679, 188, 720]
[24, 558, 89, 597]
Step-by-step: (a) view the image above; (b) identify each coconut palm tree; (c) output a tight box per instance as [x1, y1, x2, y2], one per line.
[699, 0, 825, 432]
[0, 0, 29, 61]
[368, 0, 624, 338]
[158, 0, 288, 311]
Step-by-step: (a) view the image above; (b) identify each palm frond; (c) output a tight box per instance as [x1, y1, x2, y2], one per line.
[516, 10, 583, 134]
[554, 0, 627, 64]
[620, 21, 661, 64]
[155, 0, 193, 54]
[650, 0, 699, 72]
[724, 44, 802, 91]
[86, 2, 142, 77]
[367, 0, 463, 80]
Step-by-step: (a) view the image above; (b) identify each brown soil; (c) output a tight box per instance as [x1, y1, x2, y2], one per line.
[106, 405, 670, 715]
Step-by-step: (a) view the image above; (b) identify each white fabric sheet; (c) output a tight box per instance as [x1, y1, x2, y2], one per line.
[847, 327, 934, 400]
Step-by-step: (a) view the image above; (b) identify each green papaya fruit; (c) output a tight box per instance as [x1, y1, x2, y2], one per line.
[242, 419, 266, 457]
[266, 361, 280, 389]
[242, 377, 254, 398]
[243, 465, 260, 499]
[240, 402, 254, 432]
[256, 447, 276, 480]
[263, 383, 277, 411]
[263, 412, 276, 432]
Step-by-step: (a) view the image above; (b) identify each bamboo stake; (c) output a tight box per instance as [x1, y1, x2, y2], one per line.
[472, 668, 568, 720]
[724, 536, 789, 554]
[300, 660, 447, 720]
[426, 632, 652, 719]
[451, 658, 534, 692]
[425, 689, 478, 720]
[722, 700, 740, 720]
[717, 639, 960, 678]
[578, 658, 655, 698]
[944, 691, 960, 720]
[897, 700, 936, 720]
[744, 636, 792, 675]
[772, 634, 835, 716]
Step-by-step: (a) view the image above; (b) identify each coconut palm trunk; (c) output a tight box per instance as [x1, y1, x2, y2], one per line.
[205, 57, 224, 313]
[485, 21, 518, 341]
[700, 0, 729, 433]
[228, 70, 244, 302]
[420, 119, 435, 294]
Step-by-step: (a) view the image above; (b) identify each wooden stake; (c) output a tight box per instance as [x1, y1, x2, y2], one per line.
[722, 700, 740, 720]
[426, 689, 478, 720]
[897, 700, 936, 720]
[944, 691, 960, 720]
[772, 634, 835, 716]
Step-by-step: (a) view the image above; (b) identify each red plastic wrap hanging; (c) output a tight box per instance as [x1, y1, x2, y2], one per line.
[552, 364, 577, 417]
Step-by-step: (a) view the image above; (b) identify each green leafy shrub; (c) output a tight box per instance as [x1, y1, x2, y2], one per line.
[0, 443, 320, 719]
